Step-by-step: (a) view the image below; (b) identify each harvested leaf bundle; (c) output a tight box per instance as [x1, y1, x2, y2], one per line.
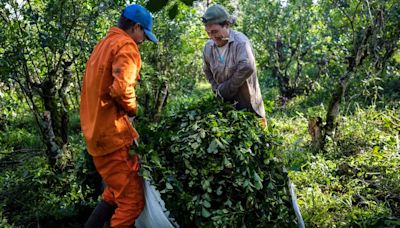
[138, 96, 297, 227]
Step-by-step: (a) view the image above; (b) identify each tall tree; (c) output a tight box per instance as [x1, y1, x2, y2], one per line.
[138, 1, 205, 120]
[311, 0, 400, 150]
[241, 0, 320, 101]
[0, 0, 120, 166]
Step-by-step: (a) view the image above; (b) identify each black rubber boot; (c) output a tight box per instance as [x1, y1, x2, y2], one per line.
[85, 201, 116, 228]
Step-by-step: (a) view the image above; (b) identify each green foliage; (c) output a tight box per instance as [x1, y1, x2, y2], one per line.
[145, 0, 197, 15]
[137, 95, 297, 227]
[241, 0, 321, 98]
[0, 0, 126, 153]
[137, 3, 205, 116]
[146, 0, 169, 13]
[0, 84, 31, 129]
[0, 129, 100, 226]
[0, 0, 399, 226]
[0, 211, 13, 228]
[0, 93, 43, 151]
[241, 0, 400, 115]
[273, 104, 400, 226]
[0, 127, 42, 151]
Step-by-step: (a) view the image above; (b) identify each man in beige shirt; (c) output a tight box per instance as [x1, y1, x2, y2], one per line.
[202, 4, 266, 126]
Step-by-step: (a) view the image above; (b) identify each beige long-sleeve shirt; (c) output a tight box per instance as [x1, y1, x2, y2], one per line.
[203, 29, 266, 118]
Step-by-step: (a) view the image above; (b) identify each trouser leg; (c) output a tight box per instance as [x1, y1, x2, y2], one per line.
[93, 147, 144, 228]
[84, 200, 116, 228]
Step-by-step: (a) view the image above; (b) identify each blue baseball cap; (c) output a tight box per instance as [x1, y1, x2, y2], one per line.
[122, 4, 158, 43]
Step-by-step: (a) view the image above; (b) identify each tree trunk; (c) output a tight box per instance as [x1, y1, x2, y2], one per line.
[59, 61, 72, 144]
[273, 67, 294, 100]
[309, 25, 374, 151]
[308, 73, 350, 151]
[308, 117, 324, 151]
[41, 79, 64, 145]
[274, 34, 294, 101]
[324, 72, 351, 137]
[153, 82, 169, 121]
[43, 111, 60, 167]
[143, 93, 150, 116]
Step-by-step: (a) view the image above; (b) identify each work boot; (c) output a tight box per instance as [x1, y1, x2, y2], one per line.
[85, 200, 116, 228]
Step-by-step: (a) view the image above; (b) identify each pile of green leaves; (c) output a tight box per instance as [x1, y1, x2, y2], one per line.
[137, 95, 297, 227]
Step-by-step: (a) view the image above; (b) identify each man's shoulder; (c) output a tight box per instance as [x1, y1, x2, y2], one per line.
[203, 40, 214, 53]
[105, 29, 137, 50]
[204, 40, 214, 48]
[115, 35, 136, 49]
[231, 30, 250, 44]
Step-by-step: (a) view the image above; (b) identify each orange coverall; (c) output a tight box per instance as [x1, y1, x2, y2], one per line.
[80, 27, 144, 227]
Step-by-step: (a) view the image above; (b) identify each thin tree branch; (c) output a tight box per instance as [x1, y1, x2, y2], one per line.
[365, 0, 374, 23]
[0, 9, 9, 23]
[0, 148, 43, 154]
[26, 0, 51, 72]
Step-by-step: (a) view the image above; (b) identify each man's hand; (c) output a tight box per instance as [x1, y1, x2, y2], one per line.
[215, 85, 223, 99]
[127, 104, 139, 120]
[217, 82, 232, 99]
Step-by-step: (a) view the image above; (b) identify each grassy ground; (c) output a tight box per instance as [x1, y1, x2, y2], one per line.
[270, 94, 400, 227]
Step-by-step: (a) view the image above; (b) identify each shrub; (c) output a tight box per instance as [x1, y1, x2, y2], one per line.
[138, 95, 297, 227]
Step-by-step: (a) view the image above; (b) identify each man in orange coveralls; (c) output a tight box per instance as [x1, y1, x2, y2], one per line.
[80, 4, 157, 228]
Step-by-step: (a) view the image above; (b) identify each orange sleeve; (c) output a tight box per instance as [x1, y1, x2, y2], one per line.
[109, 43, 140, 116]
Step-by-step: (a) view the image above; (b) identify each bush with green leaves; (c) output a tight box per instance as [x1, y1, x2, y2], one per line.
[0, 211, 13, 228]
[272, 103, 400, 227]
[0, 137, 101, 226]
[137, 95, 297, 227]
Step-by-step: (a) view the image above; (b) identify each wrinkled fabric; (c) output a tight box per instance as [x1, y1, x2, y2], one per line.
[80, 27, 140, 157]
[81, 26, 145, 228]
[93, 146, 144, 228]
[203, 29, 266, 118]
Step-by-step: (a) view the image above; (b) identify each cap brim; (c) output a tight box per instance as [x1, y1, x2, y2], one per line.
[144, 29, 157, 43]
[202, 16, 232, 25]
[203, 18, 224, 24]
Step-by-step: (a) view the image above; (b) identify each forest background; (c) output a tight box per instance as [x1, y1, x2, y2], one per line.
[0, 0, 399, 227]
